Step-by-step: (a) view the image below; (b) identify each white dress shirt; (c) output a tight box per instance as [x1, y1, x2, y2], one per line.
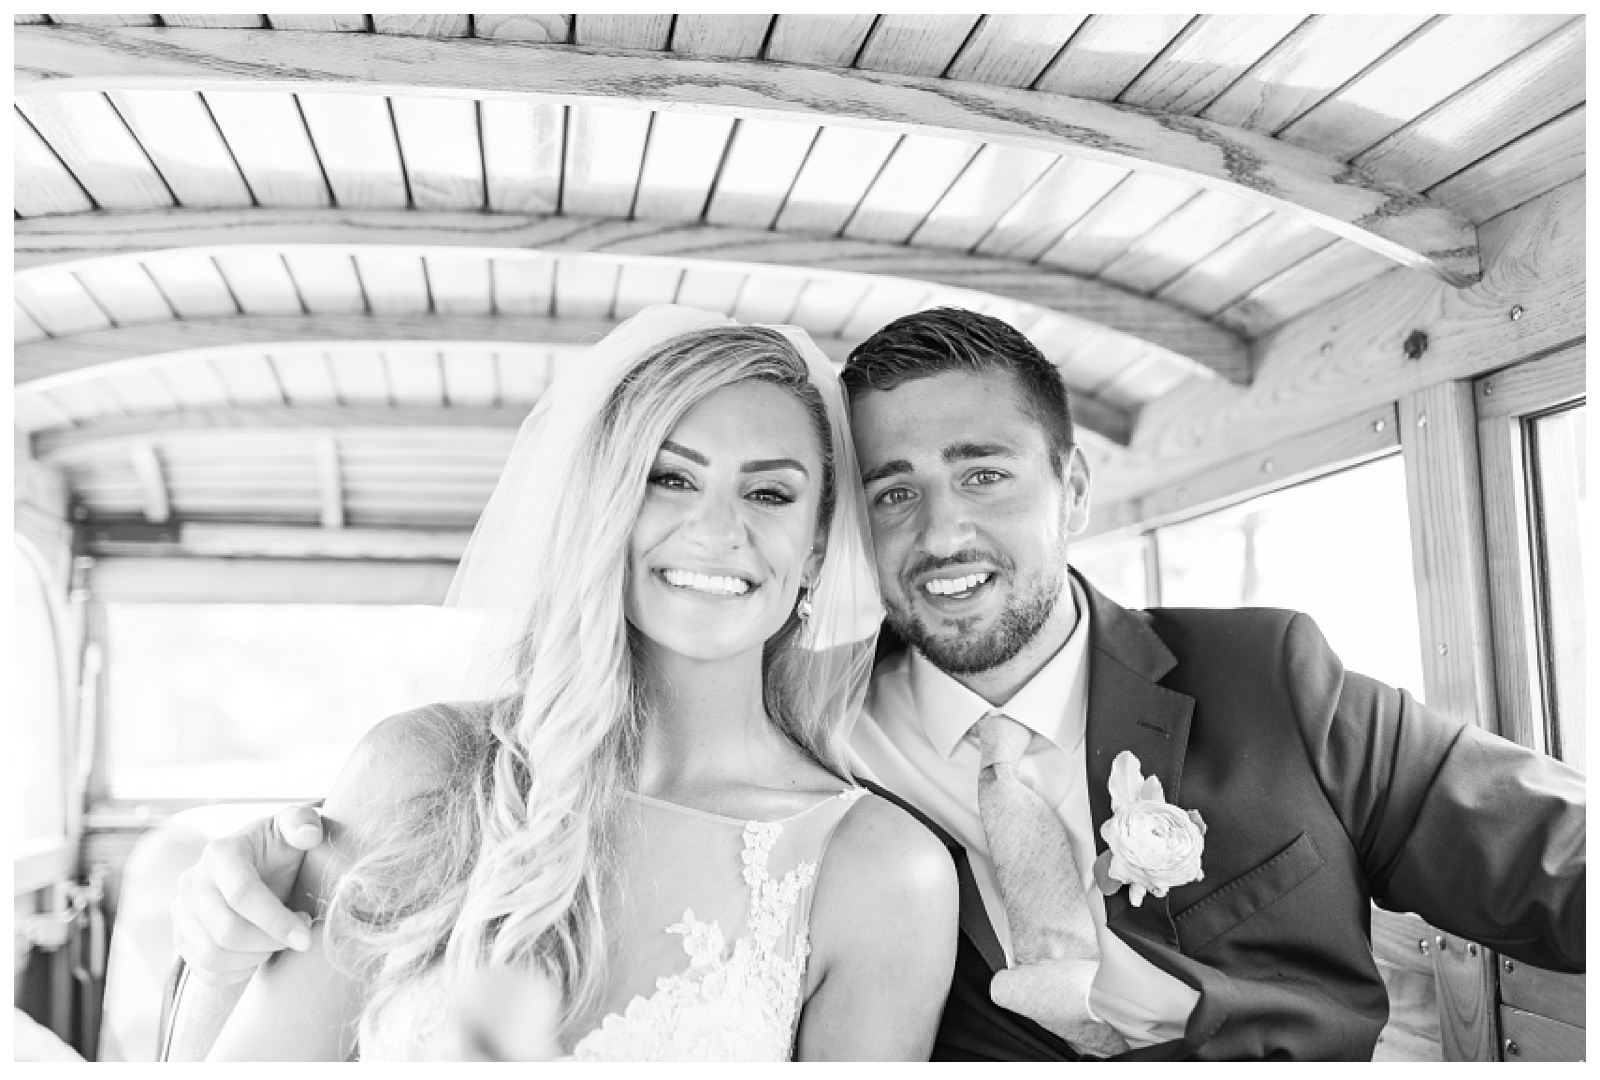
[847, 577, 1198, 1048]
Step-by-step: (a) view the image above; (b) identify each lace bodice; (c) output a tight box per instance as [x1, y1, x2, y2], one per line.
[358, 787, 867, 1061]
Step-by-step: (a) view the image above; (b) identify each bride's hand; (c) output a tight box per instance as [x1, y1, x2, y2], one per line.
[172, 805, 324, 985]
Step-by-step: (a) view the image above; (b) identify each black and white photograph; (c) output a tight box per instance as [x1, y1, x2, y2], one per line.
[11, 10, 1586, 1063]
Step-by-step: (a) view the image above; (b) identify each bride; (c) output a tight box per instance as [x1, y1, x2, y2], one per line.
[204, 306, 958, 1061]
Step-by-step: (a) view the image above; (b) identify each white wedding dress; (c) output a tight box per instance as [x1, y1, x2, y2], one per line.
[357, 787, 868, 1061]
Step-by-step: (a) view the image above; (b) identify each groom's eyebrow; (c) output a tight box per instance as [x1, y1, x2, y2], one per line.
[660, 440, 708, 465]
[944, 442, 1016, 463]
[861, 459, 912, 486]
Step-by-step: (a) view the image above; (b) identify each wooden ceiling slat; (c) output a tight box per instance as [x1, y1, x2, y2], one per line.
[213, 250, 304, 316]
[74, 259, 175, 325]
[13, 392, 73, 433]
[15, 301, 50, 344]
[1353, 19, 1586, 192]
[1278, 15, 1574, 162]
[17, 92, 175, 210]
[774, 127, 900, 235]
[1040, 174, 1200, 278]
[1199, 15, 1432, 136]
[15, 15, 50, 24]
[202, 91, 330, 207]
[264, 16, 367, 32]
[674, 267, 748, 316]
[854, 14, 981, 77]
[1155, 212, 1333, 317]
[843, 134, 981, 245]
[14, 110, 95, 216]
[574, 14, 673, 50]
[764, 14, 876, 67]
[944, 15, 1087, 89]
[48, 15, 156, 26]
[16, 270, 113, 336]
[1215, 241, 1395, 338]
[157, 356, 233, 408]
[424, 253, 494, 316]
[482, 99, 564, 213]
[282, 250, 366, 314]
[382, 347, 446, 405]
[910, 144, 1059, 253]
[372, 15, 470, 38]
[297, 92, 409, 208]
[354, 251, 430, 314]
[553, 260, 620, 320]
[841, 280, 933, 342]
[974, 157, 1128, 262]
[704, 118, 819, 230]
[1032, 14, 1192, 100]
[391, 95, 486, 210]
[491, 257, 556, 316]
[1119, 14, 1306, 115]
[441, 348, 500, 408]
[34, 379, 127, 422]
[207, 353, 287, 406]
[633, 111, 736, 222]
[497, 351, 553, 404]
[269, 349, 341, 405]
[1098, 190, 1273, 297]
[1429, 105, 1585, 225]
[671, 14, 772, 59]
[561, 104, 650, 217]
[160, 15, 265, 29]
[613, 263, 686, 320]
[473, 14, 570, 43]
[790, 277, 871, 339]
[143, 252, 238, 318]
[327, 346, 391, 405]
[732, 275, 807, 326]
[91, 366, 182, 414]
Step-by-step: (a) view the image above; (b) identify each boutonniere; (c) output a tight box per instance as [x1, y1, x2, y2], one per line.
[1093, 751, 1206, 906]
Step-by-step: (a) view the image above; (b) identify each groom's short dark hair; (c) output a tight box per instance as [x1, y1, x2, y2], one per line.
[841, 307, 1076, 474]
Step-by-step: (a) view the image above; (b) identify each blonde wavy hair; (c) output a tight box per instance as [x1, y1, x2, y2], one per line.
[325, 326, 846, 1042]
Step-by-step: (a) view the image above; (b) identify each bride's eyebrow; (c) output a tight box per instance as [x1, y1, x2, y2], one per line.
[660, 440, 708, 465]
[741, 458, 809, 477]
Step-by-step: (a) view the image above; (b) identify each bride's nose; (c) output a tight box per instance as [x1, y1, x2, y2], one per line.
[679, 487, 746, 549]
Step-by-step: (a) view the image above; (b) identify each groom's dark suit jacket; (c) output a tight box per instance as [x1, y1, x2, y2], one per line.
[862, 571, 1585, 1061]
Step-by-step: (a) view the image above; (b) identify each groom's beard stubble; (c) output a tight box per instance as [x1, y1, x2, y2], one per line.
[885, 548, 1066, 676]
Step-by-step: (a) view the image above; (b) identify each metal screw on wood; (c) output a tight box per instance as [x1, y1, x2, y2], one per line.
[1435, 935, 1447, 950]
[1438, 644, 1449, 656]
[1373, 418, 1386, 432]
[1403, 330, 1429, 361]
[1504, 959, 1516, 973]
[1417, 938, 1431, 955]
[1417, 413, 1428, 428]
[1505, 1040, 1521, 1057]
[1468, 943, 1479, 957]
[1320, 343, 1332, 356]
[1484, 382, 1494, 395]
[1261, 459, 1275, 474]
[1510, 306, 1524, 321]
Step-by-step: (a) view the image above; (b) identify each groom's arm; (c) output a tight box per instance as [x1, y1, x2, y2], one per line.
[1284, 614, 1584, 972]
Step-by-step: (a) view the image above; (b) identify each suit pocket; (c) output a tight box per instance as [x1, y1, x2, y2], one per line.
[1173, 831, 1324, 956]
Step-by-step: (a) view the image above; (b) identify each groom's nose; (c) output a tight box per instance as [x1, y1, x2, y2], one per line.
[915, 484, 978, 558]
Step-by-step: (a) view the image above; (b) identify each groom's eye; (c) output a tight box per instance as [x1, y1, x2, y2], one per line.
[873, 486, 915, 508]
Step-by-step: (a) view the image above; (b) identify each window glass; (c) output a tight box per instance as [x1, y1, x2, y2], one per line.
[103, 604, 476, 799]
[1154, 455, 1426, 700]
[13, 538, 68, 847]
[1071, 535, 1149, 610]
[1527, 404, 1586, 771]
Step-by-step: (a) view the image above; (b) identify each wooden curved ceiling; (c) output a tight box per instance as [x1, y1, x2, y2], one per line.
[13, 14, 1586, 530]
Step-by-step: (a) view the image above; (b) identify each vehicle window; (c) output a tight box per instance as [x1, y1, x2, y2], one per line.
[1526, 404, 1586, 771]
[13, 537, 69, 848]
[1072, 534, 1150, 610]
[1152, 454, 1426, 701]
[101, 603, 476, 800]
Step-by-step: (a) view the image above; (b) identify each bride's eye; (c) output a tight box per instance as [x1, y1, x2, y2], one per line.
[648, 469, 695, 491]
[746, 485, 795, 506]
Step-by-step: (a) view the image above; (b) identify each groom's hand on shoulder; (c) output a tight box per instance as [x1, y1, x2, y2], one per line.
[171, 804, 323, 985]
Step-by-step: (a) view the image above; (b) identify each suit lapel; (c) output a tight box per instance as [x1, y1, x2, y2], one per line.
[1077, 570, 1194, 946]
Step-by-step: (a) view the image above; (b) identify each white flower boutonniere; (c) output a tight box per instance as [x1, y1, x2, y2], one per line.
[1093, 751, 1206, 906]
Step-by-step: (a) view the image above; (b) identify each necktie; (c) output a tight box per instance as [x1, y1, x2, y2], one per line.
[976, 710, 1128, 1058]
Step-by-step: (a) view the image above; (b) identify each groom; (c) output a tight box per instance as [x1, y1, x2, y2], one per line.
[170, 309, 1585, 1060]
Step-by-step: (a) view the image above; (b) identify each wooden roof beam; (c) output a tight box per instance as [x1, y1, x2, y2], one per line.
[13, 23, 1481, 285]
[127, 440, 170, 523]
[16, 315, 1136, 445]
[314, 433, 344, 530]
[14, 210, 1250, 383]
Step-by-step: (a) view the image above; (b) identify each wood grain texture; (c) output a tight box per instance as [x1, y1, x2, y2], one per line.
[1040, 172, 1199, 278]
[1034, 15, 1191, 100]
[481, 98, 563, 213]
[854, 15, 980, 77]
[1155, 211, 1333, 317]
[1200, 15, 1432, 135]
[15, 268, 114, 335]
[1429, 106, 1585, 225]
[371, 15, 470, 38]
[844, 133, 979, 244]
[670, 14, 771, 60]
[105, 89, 253, 206]
[1099, 189, 1271, 296]
[159, 15, 265, 29]
[141, 250, 237, 318]
[704, 118, 819, 229]
[976, 157, 1129, 262]
[1498, 963, 1584, 1029]
[561, 104, 649, 217]
[390, 95, 485, 210]
[1095, 178, 1583, 505]
[1215, 240, 1393, 337]
[472, 14, 567, 43]
[632, 111, 735, 222]
[280, 250, 365, 314]
[944, 15, 1086, 89]
[1498, 1008, 1583, 1061]
[1119, 14, 1306, 115]
[201, 91, 330, 207]
[17, 91, 174, 209]
[1353, 18, 1586, 191]
[774, 125, 900, 235]
[14, 109, 96, 216]
[13, 209, 1249, 379]
[573, 14, 673, 50]
[1279, 15, 1576, 162]
[73, 258, 174, 325]
[13, 25, 1483, 284]
[264, 16, 367, 33]
[910, 143, 1060, 253]
[295, 92, 408, 208]
[764, 14, 876, 67]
